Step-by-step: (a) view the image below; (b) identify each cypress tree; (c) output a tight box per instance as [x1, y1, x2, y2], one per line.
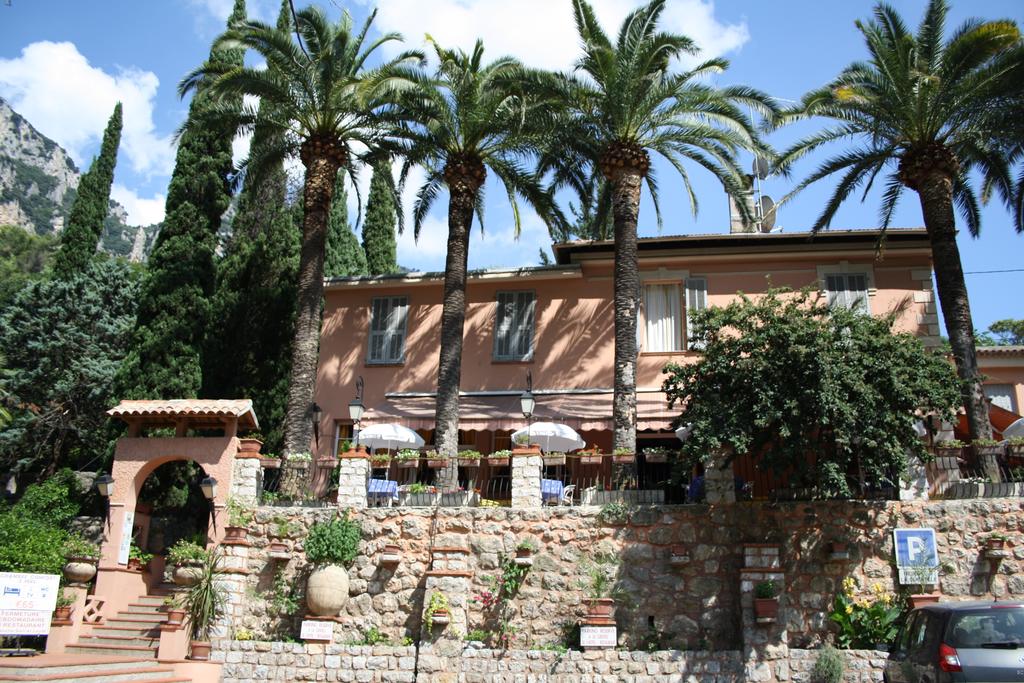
[324, 174, 368, 278]
[117, 0, 246, 400]
[361, 162, 398, 275]
[53, 103, 122, 278]
[202, 0, 299, 454]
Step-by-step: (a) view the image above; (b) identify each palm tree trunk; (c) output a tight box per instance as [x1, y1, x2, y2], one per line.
[916, 173, 993, 448]
[610, 169, 642, 470]
[281, 155, 337, 457]
[433, 187, 474, 488]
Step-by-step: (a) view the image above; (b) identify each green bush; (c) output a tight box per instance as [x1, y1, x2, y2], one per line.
[0, 513, 67, 574]
[14, 470, 80, 527]
[167, 539, 208, 565]
[810, 645, 845, 683]
[305, 513, 361, 566]
[63, 533, 99, 559]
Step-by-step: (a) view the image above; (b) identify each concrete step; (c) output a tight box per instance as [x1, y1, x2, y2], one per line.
[111, 611, 166, 623]
[0, 657, 145, 677]
[125, 602, 165, 613]
[77, 635, 160, 648]
[65, 642, 158, 659]
[87, 624, 161, 638]
[104, 617, 167, 630]
[133, 595, 169, 607]
[0, 665, 185, 682]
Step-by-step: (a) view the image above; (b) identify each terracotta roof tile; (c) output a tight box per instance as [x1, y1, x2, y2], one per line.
[106, 399, 259, 429]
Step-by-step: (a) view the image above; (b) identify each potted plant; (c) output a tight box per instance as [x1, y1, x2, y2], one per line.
[512, 433, 541, 454]
[515, 538, 538, 566]
[284, 452, 313, 469]
[903, 559, 940, 607]
[369, 451, 391, 469]
[316, 452, 339, 468]
[304, 513, 361, 616]
[487, 450, 512, 467]
[1007, 436, 1024, 458]
[225, 498, 254, 542]
[162, 595, 185, 626]
[982, 532, 1009, 557]
[395, 449, 420, 469]
[237, 435, 263, 456]
[167, 538, 208, 586]
[581, 552, 620, 621]
[380, 542, 402, 565]
[457, 450, 482, 468]
[425, 450, 449, 469]
[62, 534, 99, 585]
[934, 439, 964, 459]
[267, 516, 296, 557]
[543, 451, 567, 467]
[753, 580, 779, 622]
[183, 549, 228, 660]
[53, 589, 74, 621]
[259, 452, 281, 469]
[642, 447, 670, 464]
[127, 542, 153, 572]
[424, 591, 450, 629]
[972, 438, 1003, 457]
[611, 447, 635, 464]
[578, 447, 604, 466]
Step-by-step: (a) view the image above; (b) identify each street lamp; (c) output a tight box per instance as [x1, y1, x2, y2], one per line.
[348, 376, 365, 446]
[311, 402, 323, 447]
[200, 476, 218, 500]
[95, 473, 114, 498]
[520, 370, 535, 419]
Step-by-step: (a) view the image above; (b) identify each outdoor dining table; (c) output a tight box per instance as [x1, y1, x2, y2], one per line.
[368, 478, 399, 506]
[540, 478, 564, 504]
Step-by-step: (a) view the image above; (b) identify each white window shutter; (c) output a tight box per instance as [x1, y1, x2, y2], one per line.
[685, 277, 707, 350]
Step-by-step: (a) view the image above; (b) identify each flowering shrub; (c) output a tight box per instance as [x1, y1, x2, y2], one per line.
[829, 577, 905, 649]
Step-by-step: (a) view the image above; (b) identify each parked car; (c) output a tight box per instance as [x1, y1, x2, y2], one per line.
[884, 601, 1024, 682]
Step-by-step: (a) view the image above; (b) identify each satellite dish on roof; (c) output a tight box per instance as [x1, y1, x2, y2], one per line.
[753, 156, 771, 180]
[759, 195, 776, 232]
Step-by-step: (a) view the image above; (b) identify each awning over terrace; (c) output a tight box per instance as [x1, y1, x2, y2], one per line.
[361, 391, 677, 432]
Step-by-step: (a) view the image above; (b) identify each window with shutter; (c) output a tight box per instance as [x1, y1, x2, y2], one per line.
[493, 291, 536, 361]
[684, 277, 707, 350]
[825, 273, 870, 313]
[367, 296, 408, 363]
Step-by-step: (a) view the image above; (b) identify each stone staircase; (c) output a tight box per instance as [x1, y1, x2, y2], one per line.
[0, 654, 188, 682]
[0, 585, 192, 682]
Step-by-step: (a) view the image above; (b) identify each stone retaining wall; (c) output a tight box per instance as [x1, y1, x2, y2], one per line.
[226, 499, 1023, 650]
[212, 642, 888, 682]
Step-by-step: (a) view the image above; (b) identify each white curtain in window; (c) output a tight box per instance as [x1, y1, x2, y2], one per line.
[494, 291, 535, 360]
[826, 273, 869, 313]
[984, 384, 1016, 413]
[643, 284, 681, 352]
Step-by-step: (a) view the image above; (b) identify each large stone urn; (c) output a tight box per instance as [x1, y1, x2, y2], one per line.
[62, 557, 98, 585]
[172, 560, 204, 587]
[306, 564, 349, 616]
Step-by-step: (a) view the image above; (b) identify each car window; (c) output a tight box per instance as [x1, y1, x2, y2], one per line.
[920, 613, 942, 656]
[947, 607, 1024, 648]
[902, 612, 926, 655]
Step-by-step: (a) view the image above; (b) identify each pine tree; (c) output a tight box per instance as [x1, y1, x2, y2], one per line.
[324, 174, 368, 278]
[53, 103, 122, 278]
[116, 0, 246, 400]
[361, 162, 398, 275]
[202, 0, 299, 454]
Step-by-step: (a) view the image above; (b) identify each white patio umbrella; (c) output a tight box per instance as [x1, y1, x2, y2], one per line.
[356, 423, 425, 451]
[511, 422, 585, 452]
[1003, 417, 1024, 440]
[675, 424, 693, 442]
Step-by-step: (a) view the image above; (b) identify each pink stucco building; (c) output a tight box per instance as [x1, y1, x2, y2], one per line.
[312, 227, 940, 472]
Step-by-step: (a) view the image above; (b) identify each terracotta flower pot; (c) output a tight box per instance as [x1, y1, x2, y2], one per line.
[306, 564, 350, 616]
[224, 526, 248, 543]
[543, 454, 566, 466]
[457, 458, 481, 468]
[643, 451, 668, 463]
[52, 606, 72, 621]
[370, 458, 391, 469]
[426, 459, 449, 469]
[238, 438, 263, 456]
[579, 454, 603, 466]
[189, 640, 212, 660]
[753, 598, 779, 620]
[612, 453, 635, 464]
[260, 457, 281, 469]
[585, 598, 615, 619]
[63, 557, 98, 585]
[268, 540, 290, 556]
[317, 457, 339, 468]
[487, 457, 510, 467]
[165, 608, 185, 625]
[396, 459, 419, 469]
[985, 538, 1006, 551]
[127, 558, 147, 572]
[934, 446, 963, 460]
[429, 608, 450, 626]
[908, 593, 940, 609]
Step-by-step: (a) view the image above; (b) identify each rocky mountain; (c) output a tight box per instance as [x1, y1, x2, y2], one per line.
[0, 97, 159, 261]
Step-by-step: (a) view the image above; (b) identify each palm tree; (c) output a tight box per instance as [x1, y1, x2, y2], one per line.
[398, 39, 561, 470]
[541, 0, 776, 453]
[772, 0, 1024, 443]
[179, 7, 423, 457]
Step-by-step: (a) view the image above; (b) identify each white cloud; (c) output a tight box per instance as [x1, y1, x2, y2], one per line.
[0, 41, 175, 177]
[111, 184, 167, 226]
[363, 0, 748, 71]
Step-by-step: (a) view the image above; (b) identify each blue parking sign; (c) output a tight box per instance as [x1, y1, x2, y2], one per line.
[893, 528, 939, 586]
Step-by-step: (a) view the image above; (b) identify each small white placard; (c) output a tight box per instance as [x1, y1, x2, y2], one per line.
[300, 619, 335, 641]
[0, 572, 60, 636]
[118, 509, 135, 565]
[580, 625, 617, 648]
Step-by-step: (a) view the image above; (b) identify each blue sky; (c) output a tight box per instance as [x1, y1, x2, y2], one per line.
[0, 0, 1020, 332]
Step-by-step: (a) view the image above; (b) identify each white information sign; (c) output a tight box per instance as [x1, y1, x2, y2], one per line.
[300, 619, 334, 641]
[580, 625, 617, 648]
[118, 509, 135, 565]
[0, 572, 60, 636]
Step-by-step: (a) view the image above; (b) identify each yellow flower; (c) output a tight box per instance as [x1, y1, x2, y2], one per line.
[842, 577, 857, 595]
[872, 582, 884, 595]
[845, 604, 854, 615]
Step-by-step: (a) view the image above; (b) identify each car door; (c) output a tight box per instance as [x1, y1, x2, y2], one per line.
[888, 612, 924, 683]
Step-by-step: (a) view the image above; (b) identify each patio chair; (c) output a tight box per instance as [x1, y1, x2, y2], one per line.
[560, 484, 576, 506]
